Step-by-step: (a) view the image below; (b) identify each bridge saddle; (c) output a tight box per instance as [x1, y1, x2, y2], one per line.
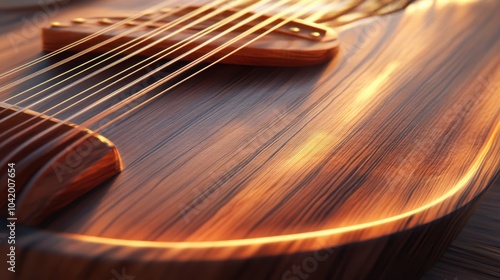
[43, 5, 339, 67]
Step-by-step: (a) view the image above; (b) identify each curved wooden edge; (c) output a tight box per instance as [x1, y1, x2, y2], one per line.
[0, 180, 492, 280]
[0, 105, 123, 226]
[17, 132, 123, 226]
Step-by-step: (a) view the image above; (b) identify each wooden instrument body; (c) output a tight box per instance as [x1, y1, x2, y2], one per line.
[0, 0, 499, 279]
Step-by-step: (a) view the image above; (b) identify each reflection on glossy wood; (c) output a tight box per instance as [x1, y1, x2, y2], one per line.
[0, 0, 498, 279]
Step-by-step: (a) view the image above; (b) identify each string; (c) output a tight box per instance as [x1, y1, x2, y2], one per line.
[99, 0, 414, 136]
[0, 0, 273, 138]
[61, 0, 302, 125]
[0, 6, 188, 104]
[1, 0, 410, 136]
[94, 0, 329, 134]
[0, 0, 245, 124]
[0, 1, 172, 83]
[1, 0, 324, 168]
[0, 0, 293, 153]
[1, 0, 408, 111]
[0, 0, 234, 105]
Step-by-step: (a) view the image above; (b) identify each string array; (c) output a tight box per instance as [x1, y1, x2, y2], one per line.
[0, 0, 414, 167]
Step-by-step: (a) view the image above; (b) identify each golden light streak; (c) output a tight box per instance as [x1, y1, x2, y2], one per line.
[60, 88, 500, 251]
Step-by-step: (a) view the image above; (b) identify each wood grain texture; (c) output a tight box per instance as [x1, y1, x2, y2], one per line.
[0, 0, 498, 279]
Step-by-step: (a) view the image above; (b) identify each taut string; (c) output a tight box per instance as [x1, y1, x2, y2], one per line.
[0, 1, 172, 85]
[0, 0, 273, 138]
[0, 0, 235, 107]
[0, 0, 327, 170]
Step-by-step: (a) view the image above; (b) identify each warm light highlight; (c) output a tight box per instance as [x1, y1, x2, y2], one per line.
[65, 104, 499, 250]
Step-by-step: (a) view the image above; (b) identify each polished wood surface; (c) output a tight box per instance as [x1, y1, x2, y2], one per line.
[0, 106, 122, 225]
[0, 0, 498, 279]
